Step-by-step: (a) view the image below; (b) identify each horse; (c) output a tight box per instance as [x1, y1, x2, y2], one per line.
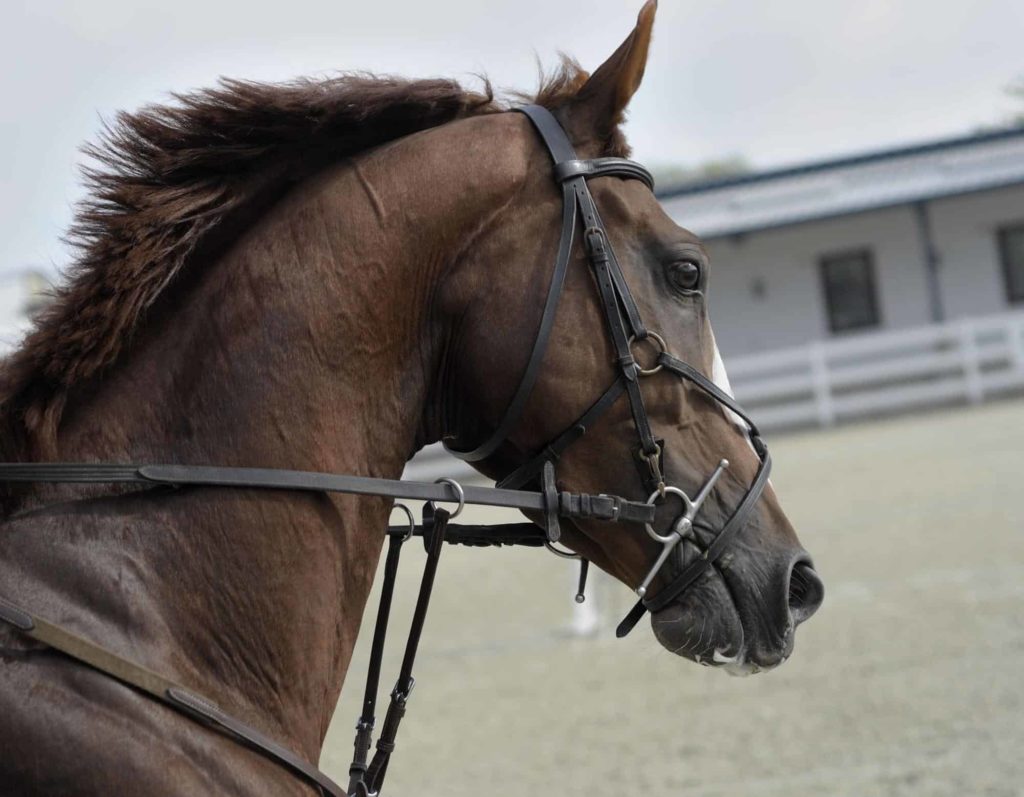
[0, 2, 823, 793]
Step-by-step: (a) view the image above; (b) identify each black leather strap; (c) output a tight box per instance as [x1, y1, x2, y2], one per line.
[498, 379, 625, 490]
[583, 198, 648, 341]
[444, 181, 577, 463]
[615, 429, 773, 637]
[516, 104, 577, 162]
[0, 462, 655, 526]
[348, 533, 405, 795]
[388, 521, 547, 548]
[445, 104, 657, 478]
[363, 508, 449, 795]
[541, 460, 560, 542]
[658, 352, 762, 437]
[554, 158, 655, 190]
[571, 170, 660, 479]
[645, 449, 771, 613]
[0, 596, 344, 797]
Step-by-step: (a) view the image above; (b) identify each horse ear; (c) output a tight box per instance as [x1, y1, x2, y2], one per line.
[568, 0, 657, 146]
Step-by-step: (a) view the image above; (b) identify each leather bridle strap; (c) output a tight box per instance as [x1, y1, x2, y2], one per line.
[362, 507, 447, 795]
[515, 104, 663, 488]
[613, 355, 774, 638]
[658, 352, 763, 436]
[444, 104, 663, 487]
[554, 158, 655, 189]
[348, 529, 405, 795]
[0, 596, 345, 797]
[615, 448, 772, 636]
[443, 179, 577, 463]
[497, 379, 625, 491]
[0, 462, 655, 526]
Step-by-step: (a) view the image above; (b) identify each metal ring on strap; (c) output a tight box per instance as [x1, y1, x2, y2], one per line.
[430, 478, 465, 519]
[627, 332, 667, 376]
[389, 503, 416, 542]
[544, 540, 581, 560]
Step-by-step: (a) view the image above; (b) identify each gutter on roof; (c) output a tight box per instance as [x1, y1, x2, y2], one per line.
[656, 125, 1024, 200]
[692, 176, 1024, 240]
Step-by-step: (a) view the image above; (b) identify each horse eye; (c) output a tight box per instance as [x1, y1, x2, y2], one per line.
[667, 260, 701, 292]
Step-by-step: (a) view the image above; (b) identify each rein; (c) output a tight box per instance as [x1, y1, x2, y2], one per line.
[0, 105, 771, 796]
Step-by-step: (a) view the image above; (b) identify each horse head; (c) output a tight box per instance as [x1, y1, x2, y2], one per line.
[441, 1, 823, 673]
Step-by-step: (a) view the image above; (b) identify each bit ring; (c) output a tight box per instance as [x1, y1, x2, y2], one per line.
[644, 485, 694, 543]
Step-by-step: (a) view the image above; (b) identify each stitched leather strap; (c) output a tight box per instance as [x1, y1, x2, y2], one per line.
[644, 449, 772, 613]
[554, 158, 655, 190]
[0, 462, 655, 526]
[444, 104, 655, 474]
[348, 532, 405, 795]
[0, 596, 344, 797]
[498, 379, 625, 491]
[362, 508, 450, 795]
[443, 179, 577, 462]
[658, 352, 762, 437]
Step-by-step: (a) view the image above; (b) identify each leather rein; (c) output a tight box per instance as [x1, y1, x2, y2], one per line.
[0, 105, 770, 796]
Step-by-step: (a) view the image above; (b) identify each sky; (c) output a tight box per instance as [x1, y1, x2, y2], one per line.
[1, 0, 1021, 278]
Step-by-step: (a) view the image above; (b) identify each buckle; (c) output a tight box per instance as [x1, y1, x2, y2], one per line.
[596, 494, 622, 522]
[583, 226, 607, 257]
[634, 443, 664, 493]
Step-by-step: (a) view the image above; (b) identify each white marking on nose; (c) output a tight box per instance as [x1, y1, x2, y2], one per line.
[709, 329, 746, 431]
[710, 329, 766, 469]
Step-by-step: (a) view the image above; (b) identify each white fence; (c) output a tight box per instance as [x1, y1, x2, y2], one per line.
[727, 311, 1024, 432]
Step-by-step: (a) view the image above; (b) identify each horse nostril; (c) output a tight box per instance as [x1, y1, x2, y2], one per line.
[788, 559, 824, 625]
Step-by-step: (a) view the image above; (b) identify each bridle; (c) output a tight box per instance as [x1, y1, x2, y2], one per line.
[445, 105, 772, 636]
[0, 105, 770, 796]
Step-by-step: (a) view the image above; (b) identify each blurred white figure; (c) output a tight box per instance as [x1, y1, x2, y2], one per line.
[0, 270, 49, 351]
[568, 562, 602, 636]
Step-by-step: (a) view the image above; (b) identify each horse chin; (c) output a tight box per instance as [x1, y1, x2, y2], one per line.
[648, 588, 769, 677]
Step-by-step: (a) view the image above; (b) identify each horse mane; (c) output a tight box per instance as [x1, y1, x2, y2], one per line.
[0, 58, 616, 459]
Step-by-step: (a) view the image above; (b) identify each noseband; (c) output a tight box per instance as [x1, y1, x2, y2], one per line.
[446, 105, 772, 637]
[0, 105, 770, 796]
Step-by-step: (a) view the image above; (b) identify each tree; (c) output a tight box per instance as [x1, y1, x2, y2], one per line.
[1008, 77, 1024, 125]
[649, 155, 752, 191]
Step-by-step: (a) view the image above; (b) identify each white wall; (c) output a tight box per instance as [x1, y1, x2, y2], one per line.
[691, 183, 1024, 358]
[701, 205, 932, 356]
[930, 183, 1024, 320]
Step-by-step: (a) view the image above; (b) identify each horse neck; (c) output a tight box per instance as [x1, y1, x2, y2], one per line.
[20, 119, 514, 757]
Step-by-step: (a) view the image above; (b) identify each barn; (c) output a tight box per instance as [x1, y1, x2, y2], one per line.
[660, 125, 1024, 355]
[658, 125, 1024, 431]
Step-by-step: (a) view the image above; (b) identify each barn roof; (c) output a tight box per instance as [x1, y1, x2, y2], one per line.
[657, 125, 1024, 238]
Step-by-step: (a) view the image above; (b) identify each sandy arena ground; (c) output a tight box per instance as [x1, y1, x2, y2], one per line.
[321, 399, 1024, 796]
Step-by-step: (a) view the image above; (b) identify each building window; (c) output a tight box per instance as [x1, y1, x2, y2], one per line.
[998, 223, 1024, 304]
[819, 249, 881, 333]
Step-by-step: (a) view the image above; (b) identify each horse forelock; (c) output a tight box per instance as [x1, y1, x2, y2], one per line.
[0, 58, 621, 461]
